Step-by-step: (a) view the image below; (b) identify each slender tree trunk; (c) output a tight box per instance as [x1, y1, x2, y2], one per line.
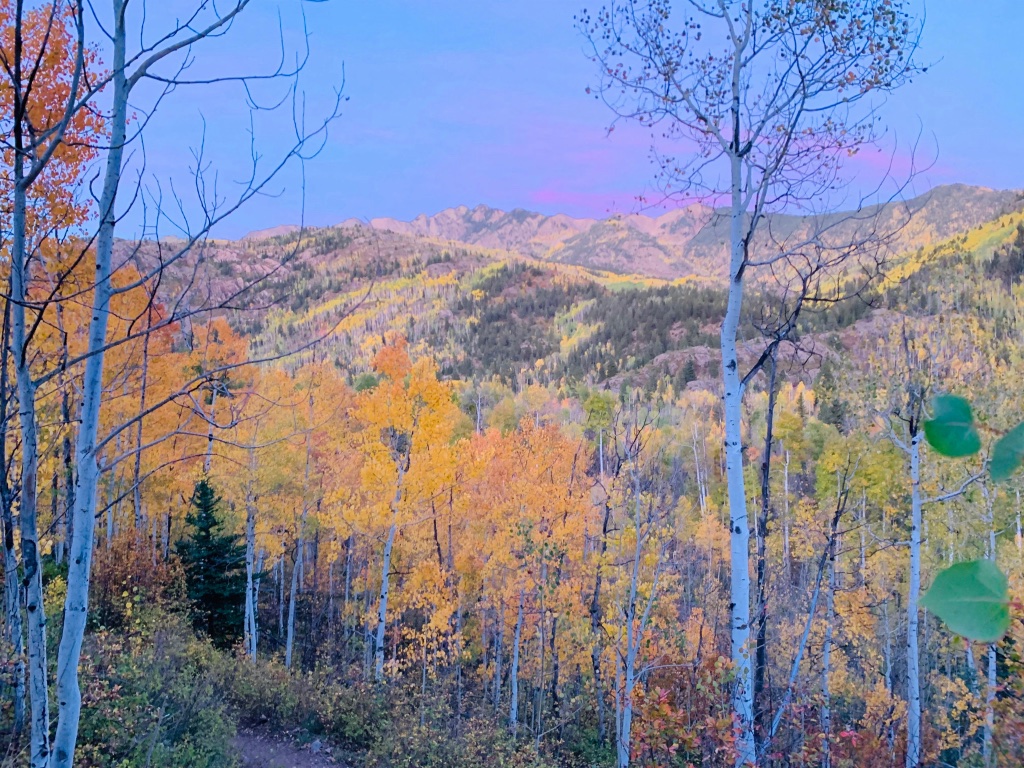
[591, 496, 613, 745]
[754, 357, 778, 740]
[983, 643, 996, 767]
[203, 385, 218, 475]
[493, 601, 504, 709]
[1016, 489, 1022, 556]
[723, 144, 755, 766]
[821, 541, 836, 768]
[616, 456, 654, 768]
[12, 122, 51, 768]
[343, 535, 353, 643]
[965, 642, 978, 693]
[534, 569, 546, 751]
[285, 518, 305, 669]
[132, 306, 153, 532]
[375, 456, 405, 683]
[244, 468, 258, 660]
[782, 449, 790, 573]
[50, 8, 131, 762]
[983, 491, 997, 768]
[859, 492, 867, 586]
[375, 517, 397, 682]
[0, 298, 25, 736]
[510, 589, 524, 738]
[906, 431, 923, 768]
[278, 557, 285, 640]
[694, 424, 708, 517]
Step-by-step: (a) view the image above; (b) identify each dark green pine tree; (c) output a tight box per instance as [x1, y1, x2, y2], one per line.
[681, 358, 697, 385]
[815, 358, 849, 432]
[175, 479, 246, 649]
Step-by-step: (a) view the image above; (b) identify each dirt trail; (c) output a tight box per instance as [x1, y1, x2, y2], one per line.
[233, 728, 344, 768]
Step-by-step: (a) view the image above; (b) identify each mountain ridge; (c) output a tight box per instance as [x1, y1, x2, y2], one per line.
[242, 183, 1024, 280]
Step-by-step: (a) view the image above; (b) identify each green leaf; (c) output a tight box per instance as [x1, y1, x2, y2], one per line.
[923, 395, 981, 458]
[921, 560, 1011, 643]
[991, 421, 1024, 482]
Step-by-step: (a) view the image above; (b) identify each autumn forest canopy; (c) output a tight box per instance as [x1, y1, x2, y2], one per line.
[3, 2, 1024, 768]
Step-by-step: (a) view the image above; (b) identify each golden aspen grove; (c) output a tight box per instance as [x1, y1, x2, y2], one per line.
[2, 2, 1024, 768]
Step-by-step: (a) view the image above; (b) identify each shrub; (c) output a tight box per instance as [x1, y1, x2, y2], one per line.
[75, 613, 237, 768]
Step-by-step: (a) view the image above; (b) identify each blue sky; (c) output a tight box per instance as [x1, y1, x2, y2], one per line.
[133, 1, 1024, 238]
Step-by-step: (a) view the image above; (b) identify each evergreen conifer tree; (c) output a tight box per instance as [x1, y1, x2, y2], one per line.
[681, 359, 697, 385]
[815, 359, 849, 432]
[175, 479, 246, 649]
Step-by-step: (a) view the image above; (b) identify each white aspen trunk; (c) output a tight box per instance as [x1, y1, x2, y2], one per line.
[906, 432, 923, 768]
[285, 523, 304, 669]
[617, 613, 637, 768]
[616, 454, 660, 768]
[1, 305, 26, 737]
[51, 308, 68, 566]
[50, 8, 131, 762]
[419, 642, 428, 727]
[534, 565, 547, 751]
[614, 646, 623, 763]
[374, 518, 397, 682]
[510, 589, 524, 738]
[883, 595, 893, 692]
[965, 642, 978, 693]
[244, 484, 257, 660]
[278, 557, 285, 639]
[2, 502, 26, 737]
[363, 569, 374, 678]
[61, 375, 75, 565]
[343, 535, 353, 640]
[52, 465, 63, 566]
[11, 116, 51, 768]
[493, 603, 505, 709]
[693, 425, 708, 516]
[254, 548, 265, 642]
[821, 548, 836, 768]
[859, 491, 867, 586]
[983, 642, 996, 767]
[723, 146, 755, 766]
[328, 558, 335, 622]
[375, 456, 405, 683]
[203, 385, 217, 475]
[983, 495, 997, 768]
[132, 308, 152, 532]
[1016, 489, 1022, 556]
[105, 452, 115, 548]
[783, 450, 791, 572]
[161, 508, 169, 561]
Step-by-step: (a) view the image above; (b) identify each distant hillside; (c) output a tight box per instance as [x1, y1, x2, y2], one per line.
[138, 183, 1024, 391]
[305, 184, 1022, 280]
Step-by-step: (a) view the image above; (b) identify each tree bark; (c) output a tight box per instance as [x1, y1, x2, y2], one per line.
[244, 466, 258, 660]
[723, 146, 755, 766]
[754, 356, 778, 740]
[11, 110, 52, 768]
[821, 541, 836, 768]
[905, 431, 923, 768]
[51, 41, 123, 768]
[510, 589, 524, 738]
[1, 299, 26, 738]
[375, 517, 397, 682]
[285, 518, 304, 669]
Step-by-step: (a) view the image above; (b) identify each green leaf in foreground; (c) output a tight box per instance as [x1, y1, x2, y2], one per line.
[921, 560, 1010, 643]
[923, 395, 981, 458]
[991, 421, 1024, 482]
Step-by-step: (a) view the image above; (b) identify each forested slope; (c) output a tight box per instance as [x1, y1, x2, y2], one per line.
[6, 194, 1024, 768]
